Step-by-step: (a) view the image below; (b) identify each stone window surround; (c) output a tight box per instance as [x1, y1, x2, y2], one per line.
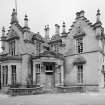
[33, 60, 64, 86]
[35, 63, 41, 85]
[76, 37, 83, 54]
[2, 65, 8, 86]
[77, 64, 83, 84]
[11, 65, 16, 86]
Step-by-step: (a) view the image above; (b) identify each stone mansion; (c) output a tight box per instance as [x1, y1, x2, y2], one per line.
[0, 9, 105, 93]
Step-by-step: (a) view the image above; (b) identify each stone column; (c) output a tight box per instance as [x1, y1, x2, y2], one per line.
[21, 54, 31, 85]
[8, 65, 11, 85]
[40, 63, 46, 86]
[55, 63, 60, 86]
[1, 66, 3, 87]
[33, 62, 36, 85]
[60, 64, 64, 85]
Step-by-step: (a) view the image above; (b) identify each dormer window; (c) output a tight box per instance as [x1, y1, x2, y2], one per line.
[76, 37, 83, 53]
[9, 40, 15, 56]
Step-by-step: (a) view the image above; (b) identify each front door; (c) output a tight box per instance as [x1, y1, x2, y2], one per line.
[45, 74, 54, 90]
[44, 62, 55, 90]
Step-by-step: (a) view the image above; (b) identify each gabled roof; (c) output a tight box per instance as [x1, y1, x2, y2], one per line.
[32, 50, 64, 60]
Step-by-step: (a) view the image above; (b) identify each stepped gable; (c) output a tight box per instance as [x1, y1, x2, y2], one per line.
[68, 10, 94, 33]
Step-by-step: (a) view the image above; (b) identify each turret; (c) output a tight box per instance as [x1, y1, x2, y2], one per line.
[44, 25, 50, 42]
[95, 9, 103, 40]
[24, 14, 29, 28]
[94, 9, 105, 56]
[11, 9, 18, 24]
[96, 9, 101, 23]
[1, 27, 6, 50]
[23, 14, 30, 42]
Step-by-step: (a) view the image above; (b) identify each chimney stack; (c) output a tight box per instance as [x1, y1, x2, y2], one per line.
[44, 25, 50, 41]
[80, 10, 85, 17]
[96, 9, 101, 23]
[24, 14, 28, 28]
[55, 24, 60, 35]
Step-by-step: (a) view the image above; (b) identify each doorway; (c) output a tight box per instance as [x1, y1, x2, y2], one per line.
[43, 62, 55, 90]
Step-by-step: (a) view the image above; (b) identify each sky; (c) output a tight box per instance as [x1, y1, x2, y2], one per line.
[0, 0, 105, 37]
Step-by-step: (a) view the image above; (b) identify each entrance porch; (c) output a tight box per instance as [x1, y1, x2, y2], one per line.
[32, 51, 64, 92]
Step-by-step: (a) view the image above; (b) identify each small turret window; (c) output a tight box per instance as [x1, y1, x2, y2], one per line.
[9, 40, 15, 56]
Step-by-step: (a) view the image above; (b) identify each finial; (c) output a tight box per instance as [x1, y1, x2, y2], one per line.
[63, 21, 65, 27]
[2, 26, 5, 32]
[46, 25, 49, 30]
[24, 14, 29, 28]
[2, 26, 5, 36]
[97, 9, 100, 16]
[47, 25, 49, 29]
[24, 14, 28, 20]
[13, 8, 15, 12]
[55, 24, 60, 28]
[37, 32, 40, 34]
[44, 25, 49, 30]
[11, 8, 18, 24]
[80, 10, 85, 17]
[76, 12, 80, 19]
[96, 9, 101, 23]
[62, 21, 66, 33]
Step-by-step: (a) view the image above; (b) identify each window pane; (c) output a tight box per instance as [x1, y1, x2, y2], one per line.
[11, 65, 16, 85]
[77, 65, 83, 83]
[76, 37, 83, 53]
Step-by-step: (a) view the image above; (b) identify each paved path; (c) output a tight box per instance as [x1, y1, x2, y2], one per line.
[0, 92, 105, 105]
